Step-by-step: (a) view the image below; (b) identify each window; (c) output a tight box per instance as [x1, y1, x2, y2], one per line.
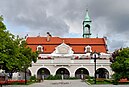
[37, 45, 43, 52]
[85, 24, 90, 34]
[85, 45, 92, 53]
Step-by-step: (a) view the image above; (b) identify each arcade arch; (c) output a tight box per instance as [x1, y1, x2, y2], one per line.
[37, 68, 50, 79]
[96, 68, 109, 79]
[75, 68, 89, 79]
[55, 68, 70, 79]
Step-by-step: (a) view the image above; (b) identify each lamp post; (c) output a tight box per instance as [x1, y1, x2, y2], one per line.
[22, 64, 27, 85]
[0, 64, 3, 87]
[91, 51, 100, 84]
[25, 68, 27, 84]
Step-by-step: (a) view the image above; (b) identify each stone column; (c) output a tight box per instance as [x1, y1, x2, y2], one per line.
[70, 73, 75, 77]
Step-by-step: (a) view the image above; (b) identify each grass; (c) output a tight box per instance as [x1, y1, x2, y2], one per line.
[87, 79, 129, 85]
[86, 79, 112, 85]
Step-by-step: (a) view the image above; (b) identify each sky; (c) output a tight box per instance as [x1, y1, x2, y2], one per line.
[0, 0, 129, 52]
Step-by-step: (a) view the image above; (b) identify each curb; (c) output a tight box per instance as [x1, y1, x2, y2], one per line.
[86, 81, 91, 85]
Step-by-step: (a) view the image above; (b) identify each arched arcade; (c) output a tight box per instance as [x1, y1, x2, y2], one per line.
[37, 68, 51, 79]
[55, 68, 70, 79]
[75, 68, 89, 79]
[96, 68, 109, 79]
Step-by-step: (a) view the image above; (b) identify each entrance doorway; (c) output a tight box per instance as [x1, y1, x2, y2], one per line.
[56, 68, 70, 79]
[75, 68, 89, 79]
[37, 68, 50, 79]
[96, 68, 109, 79]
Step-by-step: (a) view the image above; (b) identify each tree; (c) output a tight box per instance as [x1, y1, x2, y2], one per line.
[110, 48, 129, 82]
[0, 16, 38, 77]
[16, 38, 38, 71]
[0, 15, 15, 71]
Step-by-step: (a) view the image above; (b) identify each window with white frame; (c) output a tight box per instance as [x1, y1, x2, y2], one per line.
[85, 45, 92, 53]
[37, 45, 43, 52]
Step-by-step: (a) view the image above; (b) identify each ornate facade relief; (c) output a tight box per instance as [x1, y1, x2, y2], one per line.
[52, 42, 74, 55]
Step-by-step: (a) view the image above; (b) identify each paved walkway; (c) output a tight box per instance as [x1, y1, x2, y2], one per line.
[30, 80, 88, 87]
[3, 80, 129, 87]
[3, 80, 87, 87]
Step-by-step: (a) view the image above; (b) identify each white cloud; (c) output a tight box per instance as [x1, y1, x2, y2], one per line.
[0, 0, 129, 51]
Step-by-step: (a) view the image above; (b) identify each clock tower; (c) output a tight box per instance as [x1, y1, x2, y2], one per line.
[83, 10, 92, 38]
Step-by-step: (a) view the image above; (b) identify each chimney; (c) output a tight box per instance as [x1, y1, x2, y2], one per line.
[47, 32, 51, 42]
[25, 34, 28, 40]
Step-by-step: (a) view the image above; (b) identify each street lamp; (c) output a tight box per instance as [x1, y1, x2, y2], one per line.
[22, 64, 27, 85]
[91, 51, 100, 84]
[24, 67, 27, 84]
[0, 64, 3, 87]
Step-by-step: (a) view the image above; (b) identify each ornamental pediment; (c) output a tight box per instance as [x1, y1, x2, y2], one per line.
[52, 42, 74, 54]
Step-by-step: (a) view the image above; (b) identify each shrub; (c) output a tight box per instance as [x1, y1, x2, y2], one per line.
[46, 75, 79, 80]
[85, 75, 91, 80]
[29, 75, 36, 82]
[67, 77, 78, 80]
[45, 75, 61, 80]
[112, 80, 118, 85]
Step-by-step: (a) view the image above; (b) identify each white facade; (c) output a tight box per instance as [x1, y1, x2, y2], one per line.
[29, 42, 112, 79]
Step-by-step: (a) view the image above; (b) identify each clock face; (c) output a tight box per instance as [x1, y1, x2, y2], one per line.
[58, 46, 69, 54]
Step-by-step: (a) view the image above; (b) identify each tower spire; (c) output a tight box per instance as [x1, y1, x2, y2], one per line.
[83, 10, 92, 38]
[84, 10, 91, 22]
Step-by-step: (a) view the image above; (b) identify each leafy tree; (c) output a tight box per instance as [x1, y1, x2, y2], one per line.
[110, 48, 129, 82]
[16, 38, 38, 70]
[0, 15, 15, 71]
[0, 16, 38, 77]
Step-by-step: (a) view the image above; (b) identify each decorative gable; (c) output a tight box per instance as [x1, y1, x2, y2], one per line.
[85, 45, 92, 53]
[37, 45, 43, 52]
[52, 42, 74, 54]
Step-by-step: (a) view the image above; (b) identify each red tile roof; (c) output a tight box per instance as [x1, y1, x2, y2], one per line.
[26, 37, 107, 53]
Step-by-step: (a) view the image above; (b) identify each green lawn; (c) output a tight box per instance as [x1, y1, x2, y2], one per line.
[86, 79, 112, 85]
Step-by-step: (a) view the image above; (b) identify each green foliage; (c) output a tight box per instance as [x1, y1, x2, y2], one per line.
[30, 75, 36, 81]
[0, 16, 38, 73]
[85, 75, 91, 80]
[0, 15, 4, 21]
[45, 75, 78, 80]
[111, 48, 129, 83]
[45, 75, 61, 80]
[67, 77, 78, 80]
[87, 78, 112, 84]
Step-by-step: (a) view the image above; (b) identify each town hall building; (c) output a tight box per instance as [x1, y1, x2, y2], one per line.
[26, 10, 112, 79]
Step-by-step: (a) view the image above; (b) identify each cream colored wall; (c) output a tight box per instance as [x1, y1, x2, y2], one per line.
[29, 57, 112, 78]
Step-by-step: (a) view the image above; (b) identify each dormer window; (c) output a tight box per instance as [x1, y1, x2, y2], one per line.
[85, 45, 92, 53]
[37, 45, 43, 52]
